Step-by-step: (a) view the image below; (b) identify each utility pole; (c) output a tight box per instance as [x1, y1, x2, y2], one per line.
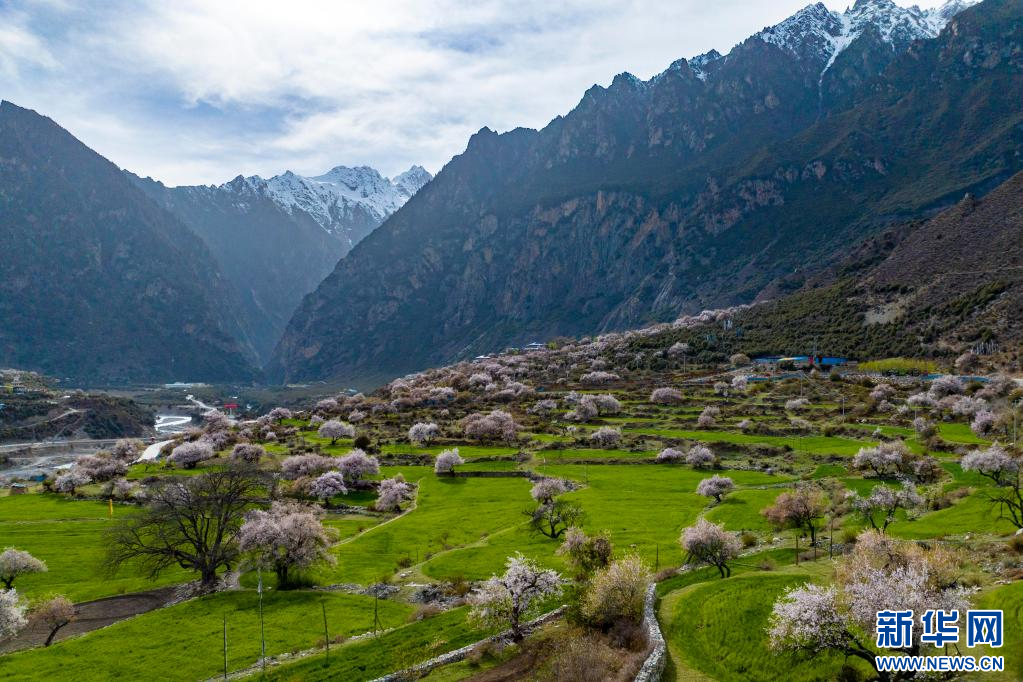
[322, 602, 330, 662]
[222, 616, 228, 681]
[258, 569, 266, 673]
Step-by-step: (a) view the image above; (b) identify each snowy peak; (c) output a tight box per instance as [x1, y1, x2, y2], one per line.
[393, 165, 433, 197]
[752, 0, 976, 74]
[227, 164, 432, 242]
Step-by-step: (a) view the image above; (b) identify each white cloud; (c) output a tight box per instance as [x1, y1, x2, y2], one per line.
[0, 0, 953, 186]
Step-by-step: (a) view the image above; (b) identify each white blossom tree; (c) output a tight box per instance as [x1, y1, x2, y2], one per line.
[696, 475, 735, 503]
[435, 448, 465, 475]
[650, 387, 683, 404]
[54, 470, 91, 494]
[849, 482, 924, 532]
[237, 502, 338, 587]
[469, 553, 562, 641]
[318, 420, 355, 445]
[531, 478, 569, 504]
[962, 445, 1023, 527]
[655, 447, 685, 463]
[408, 422, 439, 446]
[0, 549, 46, 589]
[0, 589, 27, 640]
[785, 398, 810, 412]
[281, 454, 336, 480]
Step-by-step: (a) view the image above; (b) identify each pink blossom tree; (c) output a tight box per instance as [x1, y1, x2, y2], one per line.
[962, 445, 1023, 527]
[109, 439, 143, 462]
[697, 406, 719, 428]
[308, 471, 347, 502]
[680, 519, 741, 577]
[769, 531, 971, 677]
[237, 502, 338, 587]
[230, 443, 265, 464]
[30, 595, 76, 647]
[267, 407, 293, 423]
[54, 470, 90, 494]
[686, 445, 716, 469]
[762, 486, 827, 545]
[971, 410, 996, 437]
[169, 440, 215, 470]
[462, 410, 520, 443]
[338, 449, 380, 485]
[375, 475, 413, 512]
[469, 553, 562, 642]
[851, 442, 908, 478]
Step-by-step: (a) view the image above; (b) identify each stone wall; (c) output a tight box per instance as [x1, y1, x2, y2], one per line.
[633, 583, 666, 682]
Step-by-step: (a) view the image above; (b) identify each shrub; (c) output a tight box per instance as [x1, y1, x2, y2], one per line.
[581, 555, 651, 628]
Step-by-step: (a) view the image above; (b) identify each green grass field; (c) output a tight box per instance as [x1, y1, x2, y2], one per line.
[621, 428, 873, 456]
[258, 606, 501, 681]
[659, 569, 870, 681]
[0, 589, 411, 681]
[323, 469, 533, 584]
[0, 494, 190, 601]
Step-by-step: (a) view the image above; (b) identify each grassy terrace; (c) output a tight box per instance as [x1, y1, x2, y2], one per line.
[0, 495, 190, 602]
[0, 590, 411, 681]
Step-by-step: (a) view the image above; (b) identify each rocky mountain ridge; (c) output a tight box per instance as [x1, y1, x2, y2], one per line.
[269, 0, 1021, 388]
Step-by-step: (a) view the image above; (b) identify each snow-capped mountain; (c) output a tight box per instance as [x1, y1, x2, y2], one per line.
[230, 164, 432, 248]
[753, 0, 978, 76]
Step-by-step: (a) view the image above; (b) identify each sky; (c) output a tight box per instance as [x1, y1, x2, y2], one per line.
[0, 0, 950, 186]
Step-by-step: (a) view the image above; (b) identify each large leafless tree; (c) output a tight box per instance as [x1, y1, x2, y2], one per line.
[106, 465, 268, 589]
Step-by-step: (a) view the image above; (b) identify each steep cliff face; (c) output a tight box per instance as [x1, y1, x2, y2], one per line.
[0, 101, 259, 385]
[270, 0, 1022, 387]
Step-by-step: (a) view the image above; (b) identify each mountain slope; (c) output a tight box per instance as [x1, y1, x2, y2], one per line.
[632, 169, 1023, 363]
[133, 165, 431, 360]
[0, 101, 259, 385]
[269, 0, 1018, 387]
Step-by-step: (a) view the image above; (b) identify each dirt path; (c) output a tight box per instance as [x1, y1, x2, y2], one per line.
[0, 585, 180, 654]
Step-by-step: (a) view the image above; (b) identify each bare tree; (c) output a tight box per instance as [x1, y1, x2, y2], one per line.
[106, 466, 267, 590]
